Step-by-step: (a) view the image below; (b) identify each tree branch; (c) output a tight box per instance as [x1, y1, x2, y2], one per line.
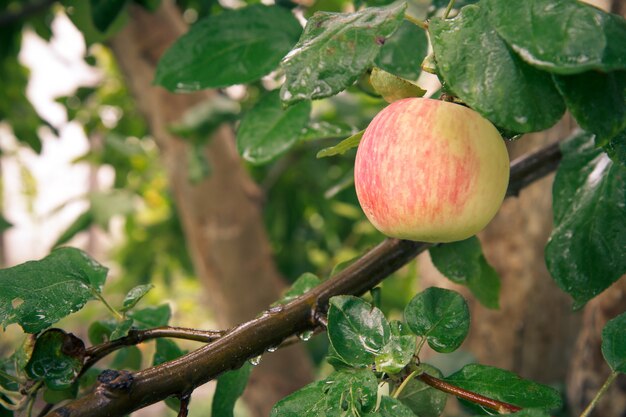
[45, 141, 562, 417]
[0, 0, 56, 27]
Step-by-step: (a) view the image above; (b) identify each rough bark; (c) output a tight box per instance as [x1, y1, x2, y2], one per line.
[108, 2, 313, 415]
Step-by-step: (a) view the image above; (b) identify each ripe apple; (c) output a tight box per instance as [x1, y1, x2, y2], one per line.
[354, 98, 510, 243]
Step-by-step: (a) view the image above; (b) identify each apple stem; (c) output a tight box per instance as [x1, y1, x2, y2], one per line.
[405, 14, 428, 30]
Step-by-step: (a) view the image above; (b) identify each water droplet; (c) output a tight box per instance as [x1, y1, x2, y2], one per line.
[266, 346, 278, 353]
[298, 330, 314, 341]
[249, 355, 262, 366]
[267, 305, 284, 314]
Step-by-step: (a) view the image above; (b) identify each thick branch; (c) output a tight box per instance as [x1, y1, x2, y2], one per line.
[45, 142, 562, 417]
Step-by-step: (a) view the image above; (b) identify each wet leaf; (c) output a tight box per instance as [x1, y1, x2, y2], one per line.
[374, 20, 428, 80]
[317, 130, 364, 158]
[601, 311, 626, 373]
[273, 272, 321, 306]
[374, 321, 416, 374]
[120, 284, 154, 312]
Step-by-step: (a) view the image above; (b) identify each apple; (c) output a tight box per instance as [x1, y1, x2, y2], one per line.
[354, 98, 509, 243]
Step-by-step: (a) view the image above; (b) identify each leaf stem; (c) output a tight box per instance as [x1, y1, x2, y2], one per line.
[415, 336, 427, 356]
[404, 14, 428, 30]
[0, 368, 22, 384]
[579, 371, 619, 417]
[90, 289, 124, 321]
[443, 0, 456, 19]
[391, 370, 418, 398]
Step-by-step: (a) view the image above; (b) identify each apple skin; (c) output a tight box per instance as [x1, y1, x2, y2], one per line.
[354, 97, 510, 243]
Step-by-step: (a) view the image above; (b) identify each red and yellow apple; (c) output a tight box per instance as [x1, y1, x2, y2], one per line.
[354, 98, 509, 243]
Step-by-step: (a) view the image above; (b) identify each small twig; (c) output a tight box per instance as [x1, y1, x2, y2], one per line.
[443, 0, 456, 19]
[417, 373, 522, 414]
[405, 14, 428, 30]
[177, 391, 192, 417]
[579, 371, 619, 417]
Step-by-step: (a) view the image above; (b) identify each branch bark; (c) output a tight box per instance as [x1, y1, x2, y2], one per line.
[44, 141, 563, 417]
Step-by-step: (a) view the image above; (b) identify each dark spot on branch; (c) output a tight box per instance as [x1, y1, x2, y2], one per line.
[375, 36, 386, 45]
[97, 369, 134, 391]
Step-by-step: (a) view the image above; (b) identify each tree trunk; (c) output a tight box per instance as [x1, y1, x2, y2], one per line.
[108, 2, 313, 415]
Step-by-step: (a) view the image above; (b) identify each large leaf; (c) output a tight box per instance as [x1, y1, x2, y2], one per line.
[374, 321, 416, 374]
[0, 248, 108, 333]
[374, 20, 428, 81]
[545, 132, 626, 308]
[155, 5, 302, 92]
[429, 4, 565, 133]
[445, 364, 562, 411]
[327, 295, 390, 367]
[397, 364, 447, 417]
[601, 311, 626, 373]
[212, 363, 253, 417]
[404, 287, 469, 353]
[280, 2, 406, 105]
[237, 90, 311, 165]
[484, 0, 626, 75]
[25, 329, 85, 390]
[553, 70, 626, 145]
[429, 237, 501, 309]
[90, 0, 127, 32]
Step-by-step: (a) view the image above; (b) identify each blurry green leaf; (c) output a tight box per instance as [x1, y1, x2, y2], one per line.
[120, 284, 154, 312]
[0, 357, 19, 392]
[43, 383, 78, 404]
[274, 272, 321, 306]
[0, 248, 108, 333]
[153, 338, 185, 366]
[88, 319, 117, 344]
[404, 287, 469, 353]
[280, 2, 406, 104]
[237, 90, 311, 165]
[429, 237, 501, 309]
[53, 210, 94, 248]
[398, 364, 447, 417]
[212, 363, 253, 417]
[445, 364, 562, 411]
[369, 67, 426, 103]
[270, 369, 378, 417]
[111, 345, 142, 370]
[90, 0, 127, 32]
[299, 121, 356, 142]
[429, 4, 565, 133]
[128, 304, 171, 328]
[317, 130, 364, 158]
[484, 0, 626, 74]
[429, 0, 479, 15]
[545, 131, 626, 308]
[0, 215, 12, 233]
[327, 295, 390, 367]
[377, 396, 418, 417]
[601, 311, 626, 373]
[169, 96, 240, 144]
[155, 5, 301, 91]
[25, 329, 85, 390]
[187, 144, 212, 184]
[374, 320, 416, 374]
[604, 130, 626, 167]
[64, 0, 128, 45]
[110, 318, 133, 340]
[501, 410, 551, 417]
[374, 20, 428, 81]
[90, 190, 136, 227]
[553, 71, 626, 145]
[133, 0, 161, 11]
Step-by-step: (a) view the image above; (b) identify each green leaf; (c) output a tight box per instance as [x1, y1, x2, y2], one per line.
[404, 287, 469, 353]
[90, 0, 127, 32]
[53, 210, 94, 248]
[274, 272, 321, 306]
[169, 96, 240, 144]
[374, 321, 416, 374]
[601, 311, 626, 373]
[111, 345, 142, 370]
[89, 190, 136, 228]
[374, 20, 428, 81]
[0, 357, 19, 392]
[270, 369, 378, 417]
[155, 5, 302, 91]
[0, 248, 108, 333]
[87, 319, 117, 344]
[128, 304, 171, 329]
[0, 215, 12, 233]
[43, 383, 78, 404]
[445, 364, 562, 411]
[212, 363, 253, 417]
[280, 2, 406, 104]
[25, 329, 85, 390]
[501, 410, 551, 417]
[553, 70, 626, 145]
[369, 67, 426, 103]
[110, 318, 133, 340]
[429, 4, 565, 133]
[397, 364, 447, 417]
[64, 0, 128, 45]
[545, 131, 626, 308]
[187, 144, 212, 184]
[429, 237, 501, 309]
[299, 121, 356, 142]
[153, 338, 185, 366]
[377, 396, 418, 417]
[120, 284, 154, 312]
[316, 130, 364, 158]
[604, 129, 626, 167]
[328, 295, 390, 367]
[484, 0, 626, 75]
[237, 90, 311, 165]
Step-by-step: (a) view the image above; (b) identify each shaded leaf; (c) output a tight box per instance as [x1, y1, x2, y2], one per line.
[153, 338, 185, 366]
[377, 395, 418, 417]
[601, 311, 626, 373]
[545, 131, 626, 308]
[25, 329, 85, 390]
[88, 319, 117, 344]
[553, 70, 626, 145]
[299, 121, 356, 142]
[429, 4, 565, 133]
[398, 364, 447, 417]
[369, 67, 426, 103]
[604, 129, 626, 167]
[374, 20, 428, 80]
[155, 5, 302, 91]
[64, 0, 128, 45]
[484, 0, 626, 74]
[212, 363, 253, 417]
[53, 210, 94, 248]
[120, 284, 154, 312]
[317, 130, 364, 158]
[237, 90, 311, 165]
[43, 383, 78, 404]
[169, 96, 240, 144]
[274, 272, 321, 306]
[404, 287, 469, 353]
[429, 237, 501, 309]
[445, 364, 562, 411]
[111, 345, 142, 370]
[128, 304, 171, 329]
[280, 2, 406, 104]
[0, 248, 108, 333]
[0, 215, 12, 233]
[90, 0, 127, 32]
[328, 295, 390, 367]
[110, 318, 133, 340]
